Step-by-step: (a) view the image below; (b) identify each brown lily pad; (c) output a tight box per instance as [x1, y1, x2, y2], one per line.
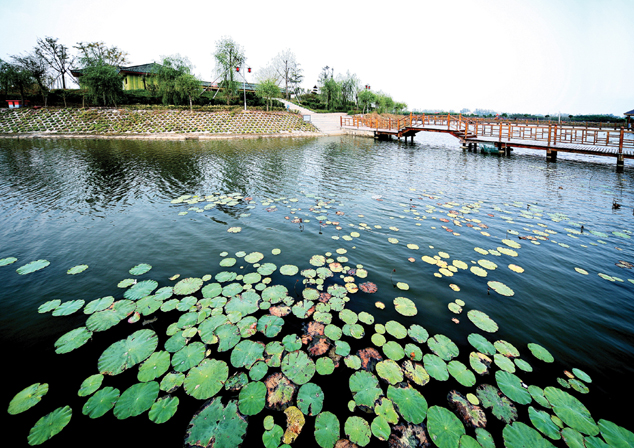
[357, 348, 383, 371]
[302, 321, 326, 344]
[359, 282, 378, 293]
[308, 335, 331, 357]
[265, 372, 297, 411]
[270, 306, 291, 317]
[388, 423, 430, 448]
[448, 390, 487, 428]
[283, 406, 305, 444]
[335, 440, 358, 448]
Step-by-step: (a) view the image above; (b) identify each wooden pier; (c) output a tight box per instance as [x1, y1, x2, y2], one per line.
[341, 114, 634, 172]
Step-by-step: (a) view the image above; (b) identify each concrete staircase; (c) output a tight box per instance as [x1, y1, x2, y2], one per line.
[276, 99, 347, 136]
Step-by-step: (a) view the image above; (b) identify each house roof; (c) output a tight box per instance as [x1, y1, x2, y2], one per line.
[625, 109, 634, 116]
[118, 63, 162, 75]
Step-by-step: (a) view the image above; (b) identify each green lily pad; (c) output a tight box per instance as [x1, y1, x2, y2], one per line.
[477, 384, 518, 423]
[349, 370, 383, 409]
[172, 341, 205, 373]
[258, 263, 277, 276]
[216, 323, 241, 352]
[376, 359, 404, 385]
[448, 360, 476, 387]
[527, 343, 554, 362]
[496, 371, 531, 404]
[239, 381, 267, 415]
[0, 256, 17, 266]
[54, 327, 92, 354]
[124, 280, 159, 301]
[494, 353, 516, 373]
[78, 374, 103, 397]
[231, 340, 265, 369]
[118, 278, 136, 288]
[297, 382, 324, 416]
[345, 416, 371, 446]
[174, 277, 203, 295]
[381, 322, 407, 341]
[8, 383, 49, 415]
[487, 281, 515, 296]
[314, 411, 340, 448]
[262, 285, 288, 303]
[84, 296, 115, 314]
[148, 395, 179, 424]
[358, 311, 374, 325]
[448, 303, 462, 314]
[67, 264, 89, 275]
[427, 406, 465, 448]
[404, 343, 422, 361]
[324, 324, 342, 341]
[98, 329, 158, 375]
[383, 341, 405, 361]
[316, 357, 335, 375]
[113, 381, 159, 419]
[495, 340, 520, 357]
[529, 406, 561, 440]
[16, 259, 50, 275]
[226, 292, 260, 316]
[476, 428, 495, 448]
[408, 324, 429, 343]
[38, 300, 61, 313]
[220, 257, 237, 267]
[503, 422, 556, 448]
[258, 315, 284, 338]
[263, 424, 284, 448]
[339, 309, 358, 325]
[222, 282, 244, 297]
[86, 309, 122, 332]
[160, 372, 185, 393]
[469, 352, 492, 375]
[52, 299, 85, 316]
[129, 263, 152, 275]
[424, 353, 449, 381]
[185, 398, 247, 448]
[428, 334, 459, 361]
[598, 419, 634, 448]
[245, 252, 264, 263]
[371, 416, 391, 442]
[467, 310, 499, 333]
[281, 350, 315, 385]
[136, 295, 162, 316]
[460, 435, 484, 448]
[388, 385, 428, 424]
[283, 334, 302, 352]
[280, 264, 299, 276]
[544, 387, 599, 435]
[82, 386, 119, 418]
[138, 351, 170, 382]
[402, 360, 430, 386]
[515, 358, 533, 372]
[572, 368, 592, 383]
[468, 334, 496, 356]
[27, 405, 72, 445]
[394, 297, 417, 316]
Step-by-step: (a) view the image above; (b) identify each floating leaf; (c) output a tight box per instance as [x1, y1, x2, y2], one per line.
[8, 383, 49, 415]
[52, 299, 85, 316]
[345, 416, 371, 446]
[0, 256, 17, 266]
[185, 398, 247, 447]
[54, 327, 92, 354]
[174, 277, 203, 295]
[258, 315, 284, 338]
[424, 354, 449, 381]
[427, 405, 465, 448]
[447, 390, 487, 429]
[394, 297, 417, 316]
[469, 352, 492, 375]
[281, 351, 315, 385]
[448, 361, 476, 387]
[227, 226, 242, 233]
[124, 280, 158, 301]
[388, 384, 428, 424]
[528, 343, 554, 363]
[477, 384, 518, 423]
[129, 263, 152, 275]
[38, 300, 61, 313]
[316, 357, 335, 375]
[138, 351, 170, 382]
[467, 310, 499, 333]
[494, 353, 516, 373]
[84, 296, 115, 314]
[283, 406, 305, 444]
[503, 422, 556, 448]
[82, 386, 119, 418]
[572, 368, 592, 383]
[67, 264, 89, 275]
[544, 387, 599, 435]
[470, 266, 488, 277]
[98, 329, 158, 375]
[314, 411, 340, 448]
[350, 370, 383, 409]
[529, 406, 561, 440]
[488, 281, 515, 297]
[231, 340, 265, 369]
[386, 320, 408, 339]
[148, 395, 179, 424]
[78, 374, 104, 397]
[376, 360, 404, 385]
[27, 405, 72, 445]
[598, 419, 634, 448]
[496, 371, 531, 404]
[113, 381, 159, 419]
[238, 381, 267, 415]
[383, 341, 405, 361]
[280, 265, 299, 276]
[297, 382, 324, 416]
[16, 259, 50, 275]
[428, 334, 459, 361]
[408, 324, 429, 344]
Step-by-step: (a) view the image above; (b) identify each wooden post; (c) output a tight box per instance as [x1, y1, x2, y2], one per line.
[619, 127, 624, 154]
[498, 122, 502, 142]
[553, 124, 557, 146]
[508, 123, 511, 141]
[447, 113, 451, 130]
[547, 125, 552, 146]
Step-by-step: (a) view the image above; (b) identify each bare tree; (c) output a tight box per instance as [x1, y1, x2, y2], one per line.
[272, 49, 301, 100]
[74, 42, 129, 66]
[213, 36, 245, 105]
[35, 37, 74, 90]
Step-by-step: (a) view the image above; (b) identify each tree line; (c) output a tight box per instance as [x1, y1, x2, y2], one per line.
[1, 36, 406, 114]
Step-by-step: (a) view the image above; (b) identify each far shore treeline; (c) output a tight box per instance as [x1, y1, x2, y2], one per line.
[0, 36, 624, 122]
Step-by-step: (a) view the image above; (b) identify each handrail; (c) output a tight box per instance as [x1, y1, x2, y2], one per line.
[340, 113, 634, 149]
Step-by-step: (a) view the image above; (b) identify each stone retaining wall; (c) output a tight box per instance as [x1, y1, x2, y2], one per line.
[0, 108, 319, 136]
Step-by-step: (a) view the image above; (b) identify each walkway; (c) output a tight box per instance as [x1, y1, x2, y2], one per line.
[276, 99, 347, 136]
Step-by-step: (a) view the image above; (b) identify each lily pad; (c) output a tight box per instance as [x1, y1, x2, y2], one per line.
[82, 386, 119, 418]
[408, 324, 429, 343]
[185, 398, 247, 448]
[8, 383, 49, 415]
[283, 405, 305, 444]
[316, 357, 335, 375]
[78, 374, 103, 397]
[258, 315, 284, 338]
[138, 351, 170, 382]
[84, 296, 115, 314]
[215, 323, 241, 352]
[448, 361, 476, 387]
[16, 259, 50, 275]
[467, 310, 499, 333]
[280, 264, 299, 276]
[598, 419, 634, 448]
[477, 384, 518, 423]
[572, 368, 592, 383]
[98, 329, 158, 375]
[129, 263, 152, 275]
[528, 343, 554, 363]
[38, 300, 61, 313]
[124, 280, 159, 301]
[27, 405, 72, 445]
[487, 281, 515, 297]
[52, 299, 85, 316]
[376, 359, 404, 385]
[424, 353, 449, 381]
[383, 341, 405, 361]
[428, 334, 459, 361]
[54, 327, 92, 354]
[496, 371, 531, 404]
[345, 416, 371, 446]
[297, 382, 324, 416]
[314, 411, 340, 448]
[148, 395, 179, 424]
[281, 350, 315, 385]
[67, 264, 89, 275]
[349, 370, 383, 409]
[385, 320, 408, 339]
[388, 385, 428, 424]
[113, 381, 159, 419]
[427, 405, 465, 448]
[494, 353, 516, 373]
[0, 256, 17, 266]
[231, 340, 265, 369]
[394, 297, 417, 316]
[495, 340, 520, 357]
[503, 422, 556, 448]
[529, 406, 561, 440]
[174, 277, 203, 295]
[160, 372, 185, 393]
[544, 387, 599, 435]
[239, 381, 267, 415]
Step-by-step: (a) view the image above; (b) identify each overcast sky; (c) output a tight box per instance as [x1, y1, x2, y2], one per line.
[1, 0, 632, 115]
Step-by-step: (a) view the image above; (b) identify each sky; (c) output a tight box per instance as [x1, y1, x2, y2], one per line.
[1, 0, 632, 115]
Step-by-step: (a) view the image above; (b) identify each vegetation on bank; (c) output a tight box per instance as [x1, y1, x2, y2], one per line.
[0, 108, 318, 135]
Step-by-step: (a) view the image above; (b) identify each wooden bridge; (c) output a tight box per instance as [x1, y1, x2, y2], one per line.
[340, 114, 634, 171]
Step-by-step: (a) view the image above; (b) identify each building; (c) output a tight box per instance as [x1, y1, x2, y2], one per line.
[625, 109, 634, 129]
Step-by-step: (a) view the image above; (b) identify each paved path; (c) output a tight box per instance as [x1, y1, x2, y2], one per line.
[276, 98, 347, 135]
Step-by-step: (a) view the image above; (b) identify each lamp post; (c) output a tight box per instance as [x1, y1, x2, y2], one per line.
[363, 85, 371, 114]
[235, 66, 251, 111]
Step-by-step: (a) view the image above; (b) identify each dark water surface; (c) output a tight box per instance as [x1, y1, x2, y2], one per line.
[1, 134, 633, 447]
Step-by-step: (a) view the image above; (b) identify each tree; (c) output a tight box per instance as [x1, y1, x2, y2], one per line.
[255, 78, 281, 111]
[35, 37, 74, 89]
[213, 37, 245, 105]
[78, 60, 122, 107]
[154, 55, 194, 105]
[74, 42, 129, 66]
[175, 73, 202, 111]
[358, 89, 376, 113]
[271, 49, 302, 100]
[339, 71, 360, 108]
[11, 52, 51, 105]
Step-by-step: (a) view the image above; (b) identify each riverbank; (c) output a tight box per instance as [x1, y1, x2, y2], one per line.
[0, 108, 320, 138]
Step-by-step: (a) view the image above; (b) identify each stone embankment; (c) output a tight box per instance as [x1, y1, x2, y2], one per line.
[0, 108, 321, 140]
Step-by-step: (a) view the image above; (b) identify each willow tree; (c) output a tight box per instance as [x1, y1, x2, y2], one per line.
[154, 55, 194, 105]
[175, 73, 202, 111]
[213, 37, 245, 105]
[256, 78, 281, 111]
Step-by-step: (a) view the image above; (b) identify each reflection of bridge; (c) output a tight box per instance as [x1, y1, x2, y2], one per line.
[341, 114, 634, 171]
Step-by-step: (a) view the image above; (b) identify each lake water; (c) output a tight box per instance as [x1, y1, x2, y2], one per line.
[1, 134, 633, 447]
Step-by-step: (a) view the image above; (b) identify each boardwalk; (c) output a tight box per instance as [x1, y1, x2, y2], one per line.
[341, 114, 634, 171]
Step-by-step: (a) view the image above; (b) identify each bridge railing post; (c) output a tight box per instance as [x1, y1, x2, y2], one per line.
[619, 127, 624, 154]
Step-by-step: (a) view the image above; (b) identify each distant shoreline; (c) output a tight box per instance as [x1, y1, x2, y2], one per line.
[0, 131, 324, 141]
